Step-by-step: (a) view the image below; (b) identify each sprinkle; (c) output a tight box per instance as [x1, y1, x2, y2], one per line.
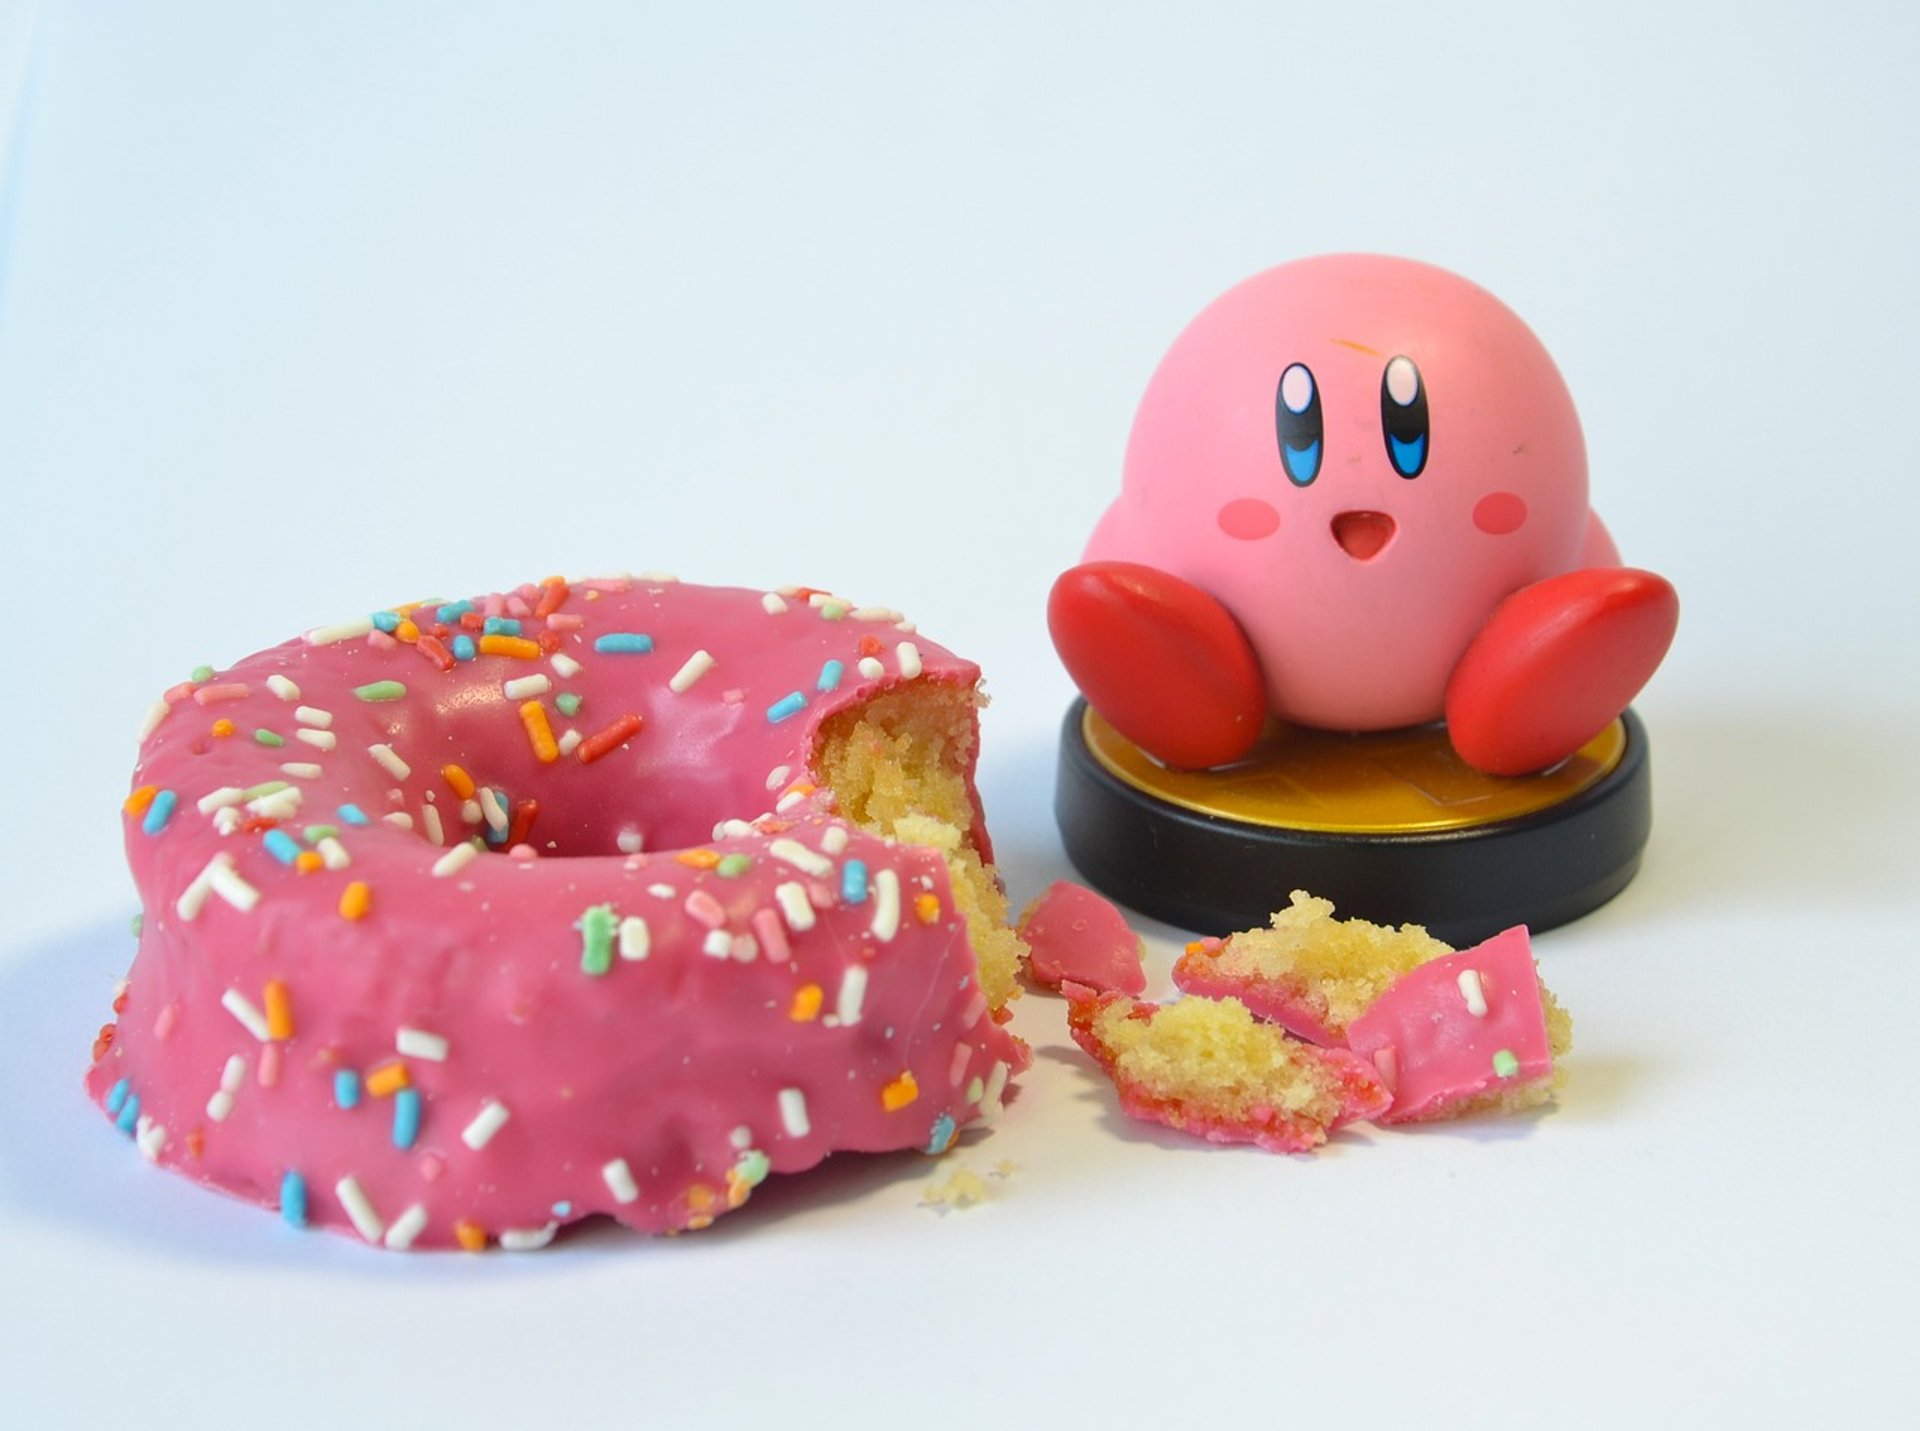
[556, 729, 582, 757]
[769, 839, 831, 878]
[318, 837, 352, 871]
[579, 903, 616, 975]
[668, 649, 715, 693]
[498, 1223, 557, 1252]
[915, 892, 941, 924]
[896, 642, 923, 679]
[774, 881, 815, 932]
[821, 825, 849, 856]
[263, 979, 295, 1039]
[209, 861, 261, 911]
[841, 859, 869, 905]
[295, 706, 334, 729]
[550, 653, 582, 679]
[141, 790, 178, 836]
[295, 728, 336, 751]
[752, 908, 791, 964]
[281, 1170, 308, 1227]
[577, 713, 643, 764]
[858, 656, 885, 680]
[461, 1099, 510, 1151]
[1492, 1049, 1521, 1078]
[717, 853, 752, 878]
[294, 850, 323, 874]
[535, 579, 570, 618]
[676, 848, 722, 870]
[815, 659, 845, 693]
[766, 765, 791, 791]
[415, 633, 455, 670]
[432, 842, 479, 878]
[280, 762, 323, 780]
[307, 617, 376, 645]
[138, 700, 170, 740]
[870, 868, 901, 942]
[371, 610, 401, 633]
[176, 853, 226, 919]
[437, 600, 474, 622]
[392, 1087, 423, 1149]
[480, 634, 540, 659]
[1458, 969, 1489, 1018]
[981, 1060, 1010, 1115]
[603, 1158, 640, 1204]
[334, 1068, 361, 1109]
[115, 1092, 142, 1135]
[553, 692, 583, 720]
[397, 1027, 449, 1062]
[702, 929, 733, 958]
[365, 1061, 410, 1098]
[880, 1071, 919, 1112]
[197, 786, 244, 816]
[369, 743, 411, 780]
[836, 966, 868, 1026]
[211, 719, 237, 738]
[354, 680, 407, 702]
[263, 829, 301, 865]
[452, 634, 477, 662]
[420, 803, 444, 845]
[499, 673, 553, 703]
[594, 633, 655, 655]
[384, 1204, 429, 1251]
[518, 700, 559, 763]
[249, 729, 284, 750]
[385, 812, 415, 833]
[766, 691, 806, 723]
[927, 1113, 958, 1154]
[338, 803, 370, 825]
[778, 1088, 811, 1138]
[454, 1220, 487, 1251]
[335, 1176, 385, 1242]
[789, 983, 823, 1021]
[483, 617, 522, 637]
[618, 916, 650, 960]
[818, 600, 848, 620]
[479, 787, 509, 834]
[106, 1078, 130, 1116]
[684, 889, 728, 929]
[442, 764, 477, 799]
[221, 988, 272, 1041]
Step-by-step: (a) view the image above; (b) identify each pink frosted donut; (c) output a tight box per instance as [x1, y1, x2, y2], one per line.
[91, 576, 1026, 1249]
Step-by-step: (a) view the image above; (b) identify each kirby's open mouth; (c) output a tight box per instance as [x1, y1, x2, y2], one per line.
[1332, 510, 1396, 561]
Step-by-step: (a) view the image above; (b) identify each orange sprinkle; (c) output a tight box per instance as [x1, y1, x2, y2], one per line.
[123, 785, 159, 817]
[686, 1182, 716, 1214]
[857, 634, 884, 657]
[675, 848, 721, 870]
[577, 713, 644, 765]
[294, 851, 325, 874]
[789, 983, 823, 1021]
[442, 764, 477, 800]
[779, 780, 817, 803]
[454, 1219, 488, 1251]
[534, 578, 570, 619]
[364, 1060, 411, 1098]
[880, 1071, 920, 1112]
[479, 634, 540, 660]
[186, 1129, 205, 1159]
[338, 881, 372, 920]
[393, 617, 420, 644]
[262, 979, 295, 1041]
[518, 699, 559, 763]
[211, 718, 237, 738]
[914, 893, 941, 924]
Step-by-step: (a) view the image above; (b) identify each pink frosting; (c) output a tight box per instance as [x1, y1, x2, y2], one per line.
[1170, 951, 1345, 1047]
[91, 577, 1025, 1248]
[1345, 927, 1552, 1123]
[1019, 881, 1145, 995]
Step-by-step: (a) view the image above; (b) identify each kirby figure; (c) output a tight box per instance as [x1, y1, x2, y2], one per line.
[1050, 255, 1678, 777]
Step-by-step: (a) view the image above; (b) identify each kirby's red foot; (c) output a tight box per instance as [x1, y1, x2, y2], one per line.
[1446, 568, 1679, 776]
[1048, 561, 1266, 769]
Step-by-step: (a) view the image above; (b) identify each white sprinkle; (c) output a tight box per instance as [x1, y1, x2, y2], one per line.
[637, 570, 679, 584]
[316, 836, 351, 870]
[478, 787, 509, 834]
[730, 1125, 754, 1150]
[765, 765, 791, 791]
[774, 788, 808, 814]
[668, 649, 715, 693]
[702, 929, 733, 959]
[498, 1222, 558, 1252]
[619, 916, 650, 961]
[768, 839, 831, 877]
[550, 652, 582, 679]
[761, 592, 788, 614]
[420, 803, 444, 846]
[197, 786, 244, 816]
[713, 818, 756, 840]
[383, 1204, 429, 1250]
[206, 1090, 235, 1122]
[460, 799, 483, 825]
[503, 674, 551, 700]
[806, 592, 834, 607]
[211, 806, 244, 837]
[383, 811, 415, 832]
[602, 1157, 640, 1204]
[369, 743, 410, 780]
[820, 825, 850, 856]
[138, 700, 170, 741]
[396, 1027, 449, 1062]
[731, 933, 759, 962]
[220, 1054, 247, 1093]
[895, 642, 922, 679]
[851, 606, 900, 623]
[247, 787, 303, 820]
[557, 729, 582, 757]
[1457, 969, 1489, 1018]
[175, 855, 232, 920]
[980, 1059, 1010, 1117]
[870, 868, 901, 942]
[461, 1099, 510, 1151]
[267, 674, 301, 701]
[209, 861, 261, 912]
[778, 1087, 811, 1138]
[306, 617, 375, 646]
[617, 828, 645, 854]
[895, 620, 916, 634]
[135, 1116, 167, 1162]
[647, 882, 675, 899]
[836, 966, 868, 1026]
[280, 762, 323, 780]
[295, 728, 336, 751]
[335, 1175, 385, 1242]
[774, 881, 815, 932]
[295, 705, 334, 729]
[432, 842, 478, 878]
[857, 656, 885, 680]
[221, 988, 272, 1041]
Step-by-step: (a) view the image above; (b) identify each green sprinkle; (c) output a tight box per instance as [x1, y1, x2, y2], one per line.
[354, 680, 407, 702]
[239, 780, 291, 801]
[716, 854, 752, 878]
[190, 664, 214, 683]
[1491, 1049, 1520, 1078]
[555, 692, 582, 718]
[734, 1149, 770, 1188]
[579, 903, 616, 976]
[303, 824, 340, 842]
[253, 729, 286, 748]
[819, 600, 848, 620]
[130, 912, 143, 938]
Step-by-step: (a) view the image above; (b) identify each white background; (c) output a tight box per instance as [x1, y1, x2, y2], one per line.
[2, 3, 1915, 1426]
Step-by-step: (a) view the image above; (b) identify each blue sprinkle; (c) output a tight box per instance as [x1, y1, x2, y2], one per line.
[105, 1077, 131, 1116]
[766, 691, 806, 723]
[142, 790, 178, 836]
[115, 1092, 141, 1136]
[451, 634, 477, 662]
[392, 1087, 422, 1149]
[842, 859, 869, 905]
[483, 616, 522, 637]
[370, 610, 401, 633]
[281, 1170, 309, 1228]
[262, 829, 301, 865]
[437, 600, 474, 622]
[552, 1200, 573, 1218]
[926, 1112, 958, 1155]
[334, 1069, 361, 1110]
[817, 659, 844, 692]
[484, 789, 512, 846]
[337, 804, 370, 826]
[593, 633, 654, 655]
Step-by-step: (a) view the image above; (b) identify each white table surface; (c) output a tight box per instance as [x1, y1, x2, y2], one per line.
[2, 4, 1915, 1427]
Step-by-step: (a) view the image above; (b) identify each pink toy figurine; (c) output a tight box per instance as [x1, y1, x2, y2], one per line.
[1049, 255, 1678, 777]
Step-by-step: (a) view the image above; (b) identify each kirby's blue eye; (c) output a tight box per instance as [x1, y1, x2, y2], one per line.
[1381, 355, 1429, 478]
[1275, 362, 1323, 486]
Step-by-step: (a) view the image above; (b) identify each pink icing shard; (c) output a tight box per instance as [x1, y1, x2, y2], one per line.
[1170, 950, 1343, 1046]
[1345, 926, 1553, 1124]
[1019, 880, 1145, 995]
